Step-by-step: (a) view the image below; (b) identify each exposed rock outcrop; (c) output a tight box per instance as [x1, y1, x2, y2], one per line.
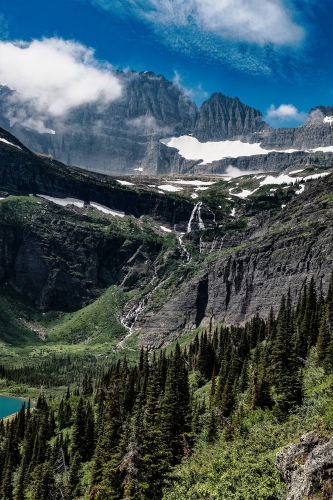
[193, 92, 271, 142]
[276, 431, 333, 499]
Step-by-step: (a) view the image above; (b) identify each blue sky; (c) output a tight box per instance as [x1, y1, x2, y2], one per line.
[0, 0, 332, 129]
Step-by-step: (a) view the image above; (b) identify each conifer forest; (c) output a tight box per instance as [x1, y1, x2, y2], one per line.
[1, 275, 333, 499]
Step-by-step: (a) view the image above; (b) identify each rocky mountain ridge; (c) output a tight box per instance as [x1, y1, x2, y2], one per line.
[0, 72, 332, 175]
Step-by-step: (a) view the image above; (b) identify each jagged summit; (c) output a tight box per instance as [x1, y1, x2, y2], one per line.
[193, 92, 271, 142]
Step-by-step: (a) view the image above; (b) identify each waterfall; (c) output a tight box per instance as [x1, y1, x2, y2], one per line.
[118, 272, 168, 348]
[187, 202, 205, 233]
[187, 203, 199, 233]
[177, 233, 191, 263]
[210, 236, 217, 253]
[197, 202, 205, 230]
[219, 234, 226, 251]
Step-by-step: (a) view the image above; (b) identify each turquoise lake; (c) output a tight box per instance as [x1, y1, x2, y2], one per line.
[0, 395, 25, 419]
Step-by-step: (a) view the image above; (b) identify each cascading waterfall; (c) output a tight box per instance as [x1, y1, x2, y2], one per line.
[177, 233, 191, 263]
[197, 202, 205, 230]
[118, 272, 168, 348]
[187, 203, 199, 233]
[219, 234, 226, 251]
[118, 292, 154, 348]
[188, 202, 205, 233]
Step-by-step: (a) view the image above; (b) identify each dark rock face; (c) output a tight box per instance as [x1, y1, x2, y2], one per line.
[0, 208, 161, 311]
[139, 174, 333, 349]
[261, 105, 333, 150]
[193, 93, 271, 142]
[0, 75, 332, 176]
[276, 431, 333, 500]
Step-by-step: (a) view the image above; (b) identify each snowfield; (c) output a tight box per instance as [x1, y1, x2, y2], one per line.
[161, 136, 333, 164]
[160, 136, 298, 164]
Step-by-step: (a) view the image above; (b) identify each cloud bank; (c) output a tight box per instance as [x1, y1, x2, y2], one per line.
[265, 104, 307, 125]
[91, 0, 306, 75]
[0, 38, 122, 132]
[94, 0, 304, 46]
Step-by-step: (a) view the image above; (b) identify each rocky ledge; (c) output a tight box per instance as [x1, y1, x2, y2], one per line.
[276, 430, 333, 499]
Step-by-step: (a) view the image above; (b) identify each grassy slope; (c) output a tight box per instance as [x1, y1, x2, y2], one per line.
[47, 286, 126, 344]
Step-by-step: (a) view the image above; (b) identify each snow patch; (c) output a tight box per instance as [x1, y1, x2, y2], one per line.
[230, 207, 236, 217]
[37, 195, 85, 207]
[304, 172, 330, 181]
[160, 226, 172, 233]
[191, 193, 199, 199]
[260, 174, 301, 186]
[295, 184, 305, 195]
[309, 146, 333, 153]
[323, 116, 333, 125]
[134, 167, 143, 171]
[0, 138, 22, 149]
[157, 184, 183, 192]
[289, 169, 304, 175]
[116, 179, 134, 186]
[260, 171, 330, 188]
[229, 188, 258, 198]
[90, 202, 125, 217]
[172, 179, 216, 186]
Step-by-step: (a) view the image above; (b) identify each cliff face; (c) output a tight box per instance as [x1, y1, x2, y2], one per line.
[139, 174, 333, 348]
[193, 92, 271, 142]
[0, 197, 162, 311]
[276, 431, 333, 500]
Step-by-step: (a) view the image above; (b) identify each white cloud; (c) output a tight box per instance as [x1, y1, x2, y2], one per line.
[127, 115, 173, 135]
[225, 166, 263, 177]
[0, 38, 122, 132]
[96, 0, 304, 46]
[265, 104, 307, 125]
[91, 0, 306, 76]
[173, 71, 208, 102]
[146, 0, 304, 46]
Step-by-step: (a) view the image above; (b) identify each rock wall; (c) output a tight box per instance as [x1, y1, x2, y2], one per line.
[139, 174, 333, 348]
[276, 431, 333, 499]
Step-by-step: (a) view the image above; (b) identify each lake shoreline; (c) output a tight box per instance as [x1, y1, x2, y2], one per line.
[0, 394, 35, 421]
